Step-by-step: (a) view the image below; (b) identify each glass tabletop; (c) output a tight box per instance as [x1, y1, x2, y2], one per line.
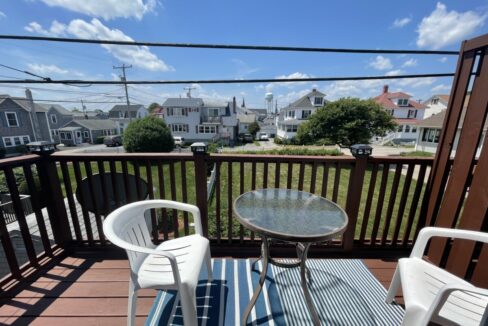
[233, 188, 348, 242]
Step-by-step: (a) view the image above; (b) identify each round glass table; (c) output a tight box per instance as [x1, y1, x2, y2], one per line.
[233, 188, 348, 326]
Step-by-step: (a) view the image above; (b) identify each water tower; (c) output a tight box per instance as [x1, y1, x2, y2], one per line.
[265, 92, 273, 114]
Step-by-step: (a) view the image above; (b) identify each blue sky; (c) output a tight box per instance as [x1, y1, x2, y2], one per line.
[0, 1, 487, 111]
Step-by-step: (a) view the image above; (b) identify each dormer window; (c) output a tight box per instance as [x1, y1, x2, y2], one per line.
[286, 110, 295, 118]
[398, 99, 409, 106]
[314, 97, 323, 106]
[431, 98, 439, 105]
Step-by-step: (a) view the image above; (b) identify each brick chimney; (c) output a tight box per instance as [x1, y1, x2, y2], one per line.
[232, 96, 236, 113]
[383, 85, 389, 94]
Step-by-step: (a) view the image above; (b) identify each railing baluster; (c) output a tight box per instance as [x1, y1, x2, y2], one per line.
[97, 161, 110, 218]
[121, 160, 131, 202]
[180, 160, 189, 235]
[359, 163, 378, 244]
[146, 160, 158, 241]
[157, 162, 169, 241]
[298, 163, 305, 191]
[23, 163, 52, 254]
[287, 163, 293, 189]
[371, 163, 389, 245]
[215, 161, 221, 244]
[4, 167, 38, 265]
[227, 161, 233, 243]
[0, 197, 20, 278]
[60, 161, 82, 242]
[251, 161, 256, 190]
[332, 163, 341, 203]
[109, 160, 120, 208]
[274, 162, 280, 188]
[84, 161, 105, 245]
[133, 160, 143, 201]
[391, 163, 415, 245]
[169, 161, 179, 238]
[321, 163, 329, 198]
[73, 160, 94, 244]
[310, 162, 318, 193]
[380, 163, 403, 245]
[263, 162, 268, 188]
[239, 161, 245, 243]
[403, 163, 428, 245]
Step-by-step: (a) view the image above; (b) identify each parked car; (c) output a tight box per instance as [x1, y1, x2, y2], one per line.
[104, 135, 123, 147]
[174, 136, 185, 146]
[259, 133, 269, 141]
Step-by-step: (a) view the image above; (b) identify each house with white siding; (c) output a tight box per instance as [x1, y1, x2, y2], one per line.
[422, 94, 449, 118]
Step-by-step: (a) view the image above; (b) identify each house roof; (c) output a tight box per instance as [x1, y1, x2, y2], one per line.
[0, 95, 47, 112]
[39, 104, 72, 115]
[59, 126, 82, 131]
[247, 108, 267, 116]
[109, 104, 146, 112]
[236, 113, 256, 124]
[374, 87, 426, 110]
[416, 111, 446, 128]
[162, 98, 204, 107]
[282, 89, 327, 111]
[202, 99, 228, 107]
[423, 94, 450, 106]
[394, 118, 421, 125]
[65, 119, 116, 130]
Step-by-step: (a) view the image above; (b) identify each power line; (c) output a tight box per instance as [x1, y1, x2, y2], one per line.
[0, 73, 455, 85]
[0, 83, 125, 95]
[0, 35, 460, 55]
[0, 63, 51, 81]
[22, 98, 127, 103]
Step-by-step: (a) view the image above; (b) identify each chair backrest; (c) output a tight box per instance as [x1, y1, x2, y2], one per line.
[103, 201, 155, 274]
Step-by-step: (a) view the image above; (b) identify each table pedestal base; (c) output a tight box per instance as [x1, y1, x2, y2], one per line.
[242, 237, 321, 326]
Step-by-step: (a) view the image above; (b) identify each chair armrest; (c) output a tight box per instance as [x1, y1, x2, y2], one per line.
[410, 227, 488, 258]
[425, 284, 488, 324]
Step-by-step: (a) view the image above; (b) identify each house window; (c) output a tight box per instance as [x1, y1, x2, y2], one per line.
[208, 108, 219, 117]
[407, 110, 417, 118]
[286, 110, 295, 118]
[1, 136, 29, 147]
[13, 137, 21, 146]
[22, 136, 30, 144]
[168, 108, 187, 116]
[422, 128, 440, 143]
[431, 98, 439, 105]
[171, 124, 189, 133]
[84, 131, 89, 138]
[398, 99, 409, 106]
[411, 126, 417, 133]
[387, 109, 395, 116]
[50, 114, 57, 124]
[198, 125, 217, 134]
[3, 138, 12, 147]
[405, 125, 410, 133]
[67, 133, 72, 140]
[301, 110, 312, 119]
[314, 97, 323, 106]
[5, 112, 19, 127]
[397, 125, 403, 132]
[286, 125, 298, 132]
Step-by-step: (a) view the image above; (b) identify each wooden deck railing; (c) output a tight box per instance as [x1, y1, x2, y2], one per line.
[0, 151, 435, 287]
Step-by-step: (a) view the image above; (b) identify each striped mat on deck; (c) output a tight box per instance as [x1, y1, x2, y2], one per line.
[146, 259, 404, 326]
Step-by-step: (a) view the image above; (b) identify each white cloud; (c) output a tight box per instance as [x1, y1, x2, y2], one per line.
[392, 17, 412, 28]
[431, 84, 451, 92]
[385, 69, 405, 76]
[368, 56, 393, 70]
[0, 11, 6, 19]
[324, 80, 384, 100]
[417, 2, 487, 49]
[39, 0, 158, 20]
[25, 19, 173, 72]
[402, 58, 418, 68]
[439, 56, 448, 63]
[261, 72, 313, 92]
[28, 63, 69, 75]
[396, 77, 437, 88]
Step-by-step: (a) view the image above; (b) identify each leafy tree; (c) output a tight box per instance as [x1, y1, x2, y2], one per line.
[248, 121, 261, 136]
[148, 102, 161, 114]
[296, 98, 396, 146]
[71, 108, 81, 113]
[124, 117, 174, 152]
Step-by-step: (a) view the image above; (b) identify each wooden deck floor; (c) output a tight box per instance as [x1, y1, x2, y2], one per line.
[0, 250, 402, 326]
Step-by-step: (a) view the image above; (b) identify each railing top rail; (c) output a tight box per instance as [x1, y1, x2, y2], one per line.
[207, 153, 356, 163]
[370, 156, 434, 164]
[51, 152, 195, 161]
[0, 154, 40, 169]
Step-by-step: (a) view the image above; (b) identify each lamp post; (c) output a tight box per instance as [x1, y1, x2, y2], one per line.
[190, 142, 208, 155]
[349, 144, 373, 157]
[191, 142, 209, 236]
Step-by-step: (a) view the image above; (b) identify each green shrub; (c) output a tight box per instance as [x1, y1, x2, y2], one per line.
[15, 145, 28, 155]
[95, 136, 105, 144]
[399, 151, 434, 157]
[230, 148, 343, 156]
[124, 117, 174, 153]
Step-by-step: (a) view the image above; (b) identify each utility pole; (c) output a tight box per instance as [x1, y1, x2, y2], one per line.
[113, 64, 132, 121]
[80, 99, 87, 119]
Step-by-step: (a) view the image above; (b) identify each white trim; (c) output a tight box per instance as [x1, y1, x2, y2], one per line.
[50, 114, 57, 124]
[2, 135, 30, 147]
[5, 112, 19, 127]
[45, 112, 53, 142]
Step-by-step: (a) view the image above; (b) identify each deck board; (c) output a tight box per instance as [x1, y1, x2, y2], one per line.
[0, 251, 402, 325]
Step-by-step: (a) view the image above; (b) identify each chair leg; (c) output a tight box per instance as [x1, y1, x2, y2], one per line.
[180, 285, 198, 326]
[128, 278, 138, 326]
[205, 245, 213, 282]
[386, 267, 401, 304]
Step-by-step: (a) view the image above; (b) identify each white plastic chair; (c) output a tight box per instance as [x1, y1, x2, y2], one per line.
[103, 200, 212, 326]
[386, 227, 488, 326]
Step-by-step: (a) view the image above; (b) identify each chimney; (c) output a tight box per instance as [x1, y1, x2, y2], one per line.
[233, 96, 236, 114]
[25, 89, 42, 141]
[383, 85, 389, 94]
[312, 88, 317, 92]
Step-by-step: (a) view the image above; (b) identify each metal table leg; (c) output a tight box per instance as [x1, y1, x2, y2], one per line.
[299, 243, 321, 326]
[242, 236, 269, 326]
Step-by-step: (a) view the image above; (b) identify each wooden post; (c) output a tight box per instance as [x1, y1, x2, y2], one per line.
[192, 143, 209, 237]
[343, 145, 370, 251]
[37, 153, 73, 246]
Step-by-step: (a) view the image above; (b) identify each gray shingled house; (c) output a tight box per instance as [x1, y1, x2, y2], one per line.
[0, 93, 52, 156]
[40, 104, 74, 143]
[108, 104, 148, 134]
[58, 119, 117, 146]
